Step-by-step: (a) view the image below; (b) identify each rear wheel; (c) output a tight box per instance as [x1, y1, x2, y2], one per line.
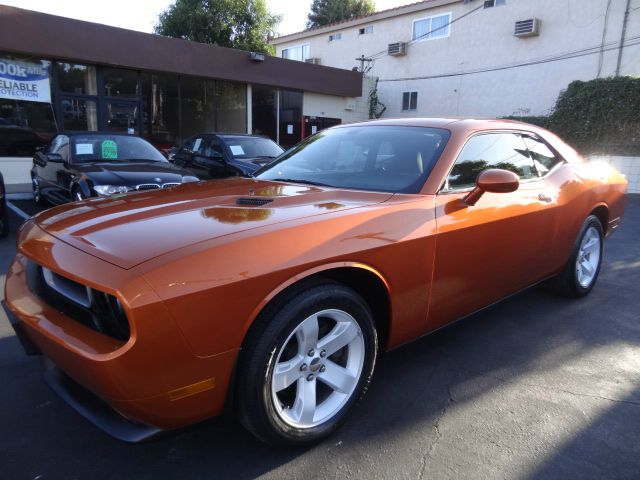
[236, 282, 377, 446]
[551, 215, 604, 297]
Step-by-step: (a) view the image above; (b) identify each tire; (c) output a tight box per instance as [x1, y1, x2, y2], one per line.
[551, 215, 604, 298]
[236, 282, 378, 447]
[0, 208, 8, 238]
[32, 176, 46, 206]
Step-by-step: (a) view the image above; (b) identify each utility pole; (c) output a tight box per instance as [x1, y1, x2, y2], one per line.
[355, 55, 373, 73]
[615, 0, 631, 76]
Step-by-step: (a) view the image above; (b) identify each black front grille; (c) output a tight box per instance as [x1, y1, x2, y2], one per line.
[136, 184, 160, 191]
[26, 261, 130, 341]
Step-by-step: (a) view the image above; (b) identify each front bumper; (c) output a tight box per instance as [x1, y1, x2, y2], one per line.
[3, 223, 239, 438]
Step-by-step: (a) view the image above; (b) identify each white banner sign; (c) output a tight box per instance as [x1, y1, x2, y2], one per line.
[0, 58, 51, 103]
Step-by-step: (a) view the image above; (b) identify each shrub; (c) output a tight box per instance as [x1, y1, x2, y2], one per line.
[505, 77, 640, 156]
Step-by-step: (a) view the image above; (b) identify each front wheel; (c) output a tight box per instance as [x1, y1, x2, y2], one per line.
[236, 282, 377, 447]
[551, 215, 604, 298]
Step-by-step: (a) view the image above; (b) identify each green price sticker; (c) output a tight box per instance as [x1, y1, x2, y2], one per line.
[102, 140, 118, 159]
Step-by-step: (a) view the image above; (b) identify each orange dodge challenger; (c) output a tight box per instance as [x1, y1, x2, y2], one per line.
[3, 118, 627, 446]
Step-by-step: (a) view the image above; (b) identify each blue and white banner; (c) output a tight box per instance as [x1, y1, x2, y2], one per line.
[0, 58, 51, 103]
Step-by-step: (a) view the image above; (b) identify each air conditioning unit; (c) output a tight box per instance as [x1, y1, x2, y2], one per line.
[388, 42, 407, 56]
[514, 18, 540, 37]
[305, 57, 321, 65]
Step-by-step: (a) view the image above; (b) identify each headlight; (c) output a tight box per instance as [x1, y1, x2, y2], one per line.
[182, 176, 199, 183]
[93, 185, 132, 195]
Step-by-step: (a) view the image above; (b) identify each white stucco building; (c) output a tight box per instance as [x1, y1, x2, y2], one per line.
[271, 0, 639, 119]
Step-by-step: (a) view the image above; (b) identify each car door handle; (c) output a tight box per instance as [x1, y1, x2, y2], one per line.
[538, 193, 553, 203]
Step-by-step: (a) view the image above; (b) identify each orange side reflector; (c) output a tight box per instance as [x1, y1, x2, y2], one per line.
[168, 378, 216, 401]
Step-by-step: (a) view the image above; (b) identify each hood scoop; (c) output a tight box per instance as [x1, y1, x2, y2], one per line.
[236, 197, 273, 206]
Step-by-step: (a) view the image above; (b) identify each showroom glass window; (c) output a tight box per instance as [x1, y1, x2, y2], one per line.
[446, 133, 538, 190]
[0, 55, 56, 157]
[142, 73, 180, 144]
[55, 62, 98, 131]
[215, 80, 247, 133]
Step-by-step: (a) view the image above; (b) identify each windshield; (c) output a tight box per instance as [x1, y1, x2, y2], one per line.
[220, 136, 284, 159]
[255, 126, 450, 193]
[70, 135, 167, 163]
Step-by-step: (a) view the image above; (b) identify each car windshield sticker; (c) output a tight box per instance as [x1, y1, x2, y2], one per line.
[230, 145, 245, 156]
[102, 140, 118, 159]
[75, 143, 93, 155]
[193, 138, 202, 152]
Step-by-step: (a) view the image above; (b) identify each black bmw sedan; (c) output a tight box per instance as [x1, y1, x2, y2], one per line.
[32, 133, 199, 205]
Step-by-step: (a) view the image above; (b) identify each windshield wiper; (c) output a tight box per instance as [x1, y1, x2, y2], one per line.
[270, 178, 330, 187]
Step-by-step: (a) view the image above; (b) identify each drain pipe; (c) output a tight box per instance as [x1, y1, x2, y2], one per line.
[615, 0, 631, 76]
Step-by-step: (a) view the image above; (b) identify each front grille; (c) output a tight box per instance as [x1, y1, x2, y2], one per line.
[136, 184, 160, 191]
[26, 261, 130, 341]
[162, 183, 180, 189]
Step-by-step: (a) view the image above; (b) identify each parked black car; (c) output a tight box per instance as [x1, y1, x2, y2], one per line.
[172, 133, 284, 179]
[0, 171, 8, 238]
[32, 132, 199, 205]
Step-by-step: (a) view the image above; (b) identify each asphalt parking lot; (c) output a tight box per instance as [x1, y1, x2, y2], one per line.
[1, 195, 639, 480]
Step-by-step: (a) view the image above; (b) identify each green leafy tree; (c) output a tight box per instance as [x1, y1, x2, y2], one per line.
[307, 0, 376, 28]
[154, 0, 281, 54]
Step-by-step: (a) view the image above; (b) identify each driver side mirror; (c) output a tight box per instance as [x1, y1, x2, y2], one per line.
[463, 168, 519, 206]
[47, 153, 64, 163]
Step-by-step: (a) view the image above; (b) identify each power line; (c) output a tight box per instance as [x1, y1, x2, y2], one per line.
[378, 34, 640, 82]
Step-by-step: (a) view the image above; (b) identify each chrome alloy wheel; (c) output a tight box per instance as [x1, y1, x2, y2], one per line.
[270, 309, 365, 429]
[576, 225, 601, 288]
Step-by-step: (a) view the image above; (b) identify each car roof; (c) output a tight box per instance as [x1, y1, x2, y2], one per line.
[333, 117, 544, 135]
[188, 132, 272, 140]
[58, 131, 146, 138]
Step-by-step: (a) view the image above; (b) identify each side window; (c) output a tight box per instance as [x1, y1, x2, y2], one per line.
[446, 133, 537, 190]
[204, 137, 224, 158]
[522, 135, 563, 176]
[49, 135, 70, 161]
[49, 135, 68, 155]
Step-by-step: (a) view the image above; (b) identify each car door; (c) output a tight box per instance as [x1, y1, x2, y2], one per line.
[172, 136, 197, 170]
[39, 134, 70, 201]
[427, 131, 560, 331]
[186, 136, 226, 179]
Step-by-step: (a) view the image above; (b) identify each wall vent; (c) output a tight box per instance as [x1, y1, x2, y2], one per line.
[514, 18, 540, 37]
[388, 42, 407, 56]
[305, 57, 321, 65]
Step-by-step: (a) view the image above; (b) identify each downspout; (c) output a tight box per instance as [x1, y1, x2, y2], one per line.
[615, 0, 631, 76]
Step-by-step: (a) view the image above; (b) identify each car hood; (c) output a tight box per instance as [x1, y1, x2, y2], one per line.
[75, 161, 190, 186]
[33, 178, 393, 269]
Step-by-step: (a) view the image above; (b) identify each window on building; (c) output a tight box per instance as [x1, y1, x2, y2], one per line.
[214, 80, 247, 134]
[484, 0, 506, 8]
[57, 63, 97, 95]
[142, 73, 179, 144]
[103, 68, 139, 99]
[412, 13, 451, 41]
[402, 92, 418, 111]
[359, 26, 374, 35]
[281, 44, 310, 62]
[329, 33, 342, 42]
